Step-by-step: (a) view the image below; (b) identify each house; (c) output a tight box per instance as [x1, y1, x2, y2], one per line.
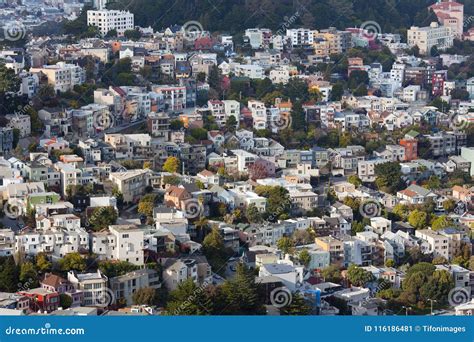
[397, 184, 438, 205]
[18, 288, 60, 313]
[41, 273, 83, 307]
[67, 270, 108, 307]
[109, 269, 161, 306]
[258, 262, 303, 291]
[109, 169, 149, 203]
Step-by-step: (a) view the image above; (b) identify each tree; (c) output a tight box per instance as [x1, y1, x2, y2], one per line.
[290, 101, 306, 131]
[98, 260, 139, 278]
[432, 256, 448, 265]
[0, 256, 19, 292]
[133, 287, 159, 305]
[104, 29, 117, 38]
[138, 194, 157, 218]
[431, 215, 453, 230]
[347, 175, 362, 187]
[442, 199, 456, 212]
[166, 278, 211, 315]
[36, 253, 51, 272]
[426, 175, 441, 190]
[347, 264, 375, 287]
[331, 82, 344, 101]
[59, 253, 86, 272]
[280, 293, 312, 315]
[124, 29, 142, 41]
[277, 237, 295, 255]
[88, 206, 117, 230]
[321, 265, 342, 283]
[299, 249, 311, 268]
[225, 116, 238, 132]
[385, 259, 395, 267]
[245, 203, 262, 223]
[219, 263, 265, 315]
[143, 161, 152, 169]
[202, 228, 228, 275]
[60, 294, 73, 309]
[408, 209, 428, 230]
[19, 261, 38, 287]
[374, 162, 402, 193]
[163, 156, 180, 173]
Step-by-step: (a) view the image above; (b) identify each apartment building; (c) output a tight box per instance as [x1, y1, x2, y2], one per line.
[67, 270, 108, 307]
[87, 10, 134, 36]
[407, 22, 454, 55]
[109, 169, 149, 203]
[110, 269, 160, 306]
[415, 229, 449, 260]
[31, 62, 85, 93]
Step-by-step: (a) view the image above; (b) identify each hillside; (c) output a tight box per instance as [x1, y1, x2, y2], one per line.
[108, 0, 474, 34]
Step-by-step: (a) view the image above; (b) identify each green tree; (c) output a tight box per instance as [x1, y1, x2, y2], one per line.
[124, 28, 142, 41]
[245, 203, 262, 223]
[166, 278, 211, 315]
[431, 215, 453, 230]
[347, 264, 375, 287]
[347, 175, 362, 187]
[60, 293, 73, 309]
[280, 293, 312, 315]
[133, 287, 160, 305]
[277, 237, 295, 255]
[321, 265, 342, 283]
[408, 209, 428, 230]
[59, 252, 86, 272]
[36, 253, 52, 272]
[19, 261, 38, 287]
[374, 162, 402, 193]
[299, 249, 311, 267]
[442, 199, 456, 212]
[202, 228, 228, 275]
[0, 256, 19, 292]
[219, 263, 265, 315]
[163, 156, 180, 173]
[88, 206, 118, 230]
